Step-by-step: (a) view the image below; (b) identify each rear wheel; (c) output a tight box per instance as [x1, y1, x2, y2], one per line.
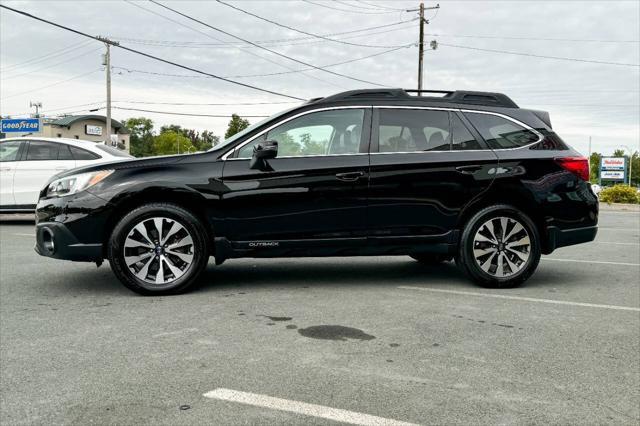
[108, 203, 209, 295]
[457, 205, 540, 288]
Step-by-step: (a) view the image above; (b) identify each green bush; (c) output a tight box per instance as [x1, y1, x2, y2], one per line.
[599, 185, 640, 204]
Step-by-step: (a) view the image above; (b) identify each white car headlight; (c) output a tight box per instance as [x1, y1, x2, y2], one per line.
[46, 170, 114, 197]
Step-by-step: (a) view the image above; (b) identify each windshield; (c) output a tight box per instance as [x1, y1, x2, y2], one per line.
[209, 106, 301, 152]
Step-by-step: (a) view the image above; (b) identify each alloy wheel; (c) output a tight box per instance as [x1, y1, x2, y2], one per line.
[123, 217, 194, 285]
[472, 216, 531, 278]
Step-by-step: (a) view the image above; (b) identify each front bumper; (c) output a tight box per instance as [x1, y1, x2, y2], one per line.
[35, 222, 102, 262]
[544, 225, 598, 254]
[34, 190, 111, 262]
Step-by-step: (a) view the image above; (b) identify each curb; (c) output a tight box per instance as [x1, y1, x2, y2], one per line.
[599, 202, 640, 212]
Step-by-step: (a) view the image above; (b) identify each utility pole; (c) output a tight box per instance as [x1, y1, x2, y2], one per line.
[96, 36, 119, 146]
[407, 3, 440, 91]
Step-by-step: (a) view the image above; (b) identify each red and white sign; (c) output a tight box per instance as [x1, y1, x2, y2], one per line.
[601, 157, 625, 170]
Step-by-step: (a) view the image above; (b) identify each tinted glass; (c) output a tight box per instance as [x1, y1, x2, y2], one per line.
[236, 109, 365, 158]
[70, 146, 100, 160]
[378, 109, 450, 152]
[451, 114, 482, 150]
[465, 112, 539, 149]
[58, 144, 74, 160]
[26, 141, 59, 161]
[95, 144, 131, 158]
[0, 141, 22, 162]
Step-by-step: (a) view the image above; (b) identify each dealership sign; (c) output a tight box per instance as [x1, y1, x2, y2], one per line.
[600, 156, 627, 182]
[1, 118, 41, 133]
[85, 125, 103, 136]
[601, 170, 625, 180]
[601, 157, 625, 170]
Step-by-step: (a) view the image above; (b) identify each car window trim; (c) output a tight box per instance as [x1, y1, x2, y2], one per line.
[222, 106, 371, 161]
[370, 106, 543, 154]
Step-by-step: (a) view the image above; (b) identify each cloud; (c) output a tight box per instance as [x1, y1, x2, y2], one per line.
[1, 0, 638, 155]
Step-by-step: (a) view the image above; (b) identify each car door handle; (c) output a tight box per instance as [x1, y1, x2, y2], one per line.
[455, 165, 483, 174]
[335, 171, 365, 182]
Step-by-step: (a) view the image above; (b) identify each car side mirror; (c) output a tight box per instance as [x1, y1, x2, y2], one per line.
[250, 141, 278, 170]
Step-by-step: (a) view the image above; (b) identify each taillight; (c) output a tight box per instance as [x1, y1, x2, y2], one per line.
[555, 157, 589, 181]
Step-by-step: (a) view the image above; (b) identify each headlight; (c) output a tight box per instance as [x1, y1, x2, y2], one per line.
[46, 170, 114, 197]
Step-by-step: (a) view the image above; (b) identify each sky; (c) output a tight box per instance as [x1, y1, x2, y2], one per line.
[0, 0, 639, 156]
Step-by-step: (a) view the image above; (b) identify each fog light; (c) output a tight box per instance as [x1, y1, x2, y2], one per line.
[42, 228, 55, 254]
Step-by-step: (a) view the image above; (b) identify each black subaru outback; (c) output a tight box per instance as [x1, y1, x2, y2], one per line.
[35, 89, 598, 295]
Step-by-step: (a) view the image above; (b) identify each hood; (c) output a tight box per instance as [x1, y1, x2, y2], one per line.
[52, 154, 186, 180]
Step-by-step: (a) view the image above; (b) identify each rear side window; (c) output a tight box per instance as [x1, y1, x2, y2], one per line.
[451, 114, 482, 150]
[378, 109, 450, 152]
[26, 141, 59, 160]
[465, 112, 539, 149]
[58, 144, 74, 160]
[70, 146, 100, 160]
[0, 141, 22, 162]
[94, 144, 132, 158]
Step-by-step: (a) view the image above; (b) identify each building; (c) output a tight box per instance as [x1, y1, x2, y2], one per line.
[42, 115, 130, 152]
[1, 114, 130, 152]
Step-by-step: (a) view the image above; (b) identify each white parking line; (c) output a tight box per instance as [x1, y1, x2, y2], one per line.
[543, 258, 639, 267]
[203, 388, 418, 426]
[10, 233, 33, 237]
[592, 241, 640, 246]
[598, 227, 640, 231]
[398, 286, 640, 312]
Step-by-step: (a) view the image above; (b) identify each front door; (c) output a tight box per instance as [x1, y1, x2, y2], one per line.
[0, 140, 24, 207]
[220, 107, 371, 250]
[13, 140, 76, 206]
[368, 107, 498, 245]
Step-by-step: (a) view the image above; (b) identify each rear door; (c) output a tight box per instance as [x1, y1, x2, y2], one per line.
[0, 140, 25, 207]
[367, 107, 498, 244]
[220, 107, 371, 248]
[13, 140, 76, 206]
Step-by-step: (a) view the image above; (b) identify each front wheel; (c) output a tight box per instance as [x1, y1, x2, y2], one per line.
[108, 203, 209, 295]
[457, 205, 541, 288]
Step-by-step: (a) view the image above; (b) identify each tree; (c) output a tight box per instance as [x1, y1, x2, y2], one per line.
[153, 131, 195, 155]
[631, 151, 639, 187]
[159, 124, 219, 152]
[589, 152, 601, 183]
[124, 117, 155, 158]
[225, 114, 250, 139]
[613, 149, 625, 157]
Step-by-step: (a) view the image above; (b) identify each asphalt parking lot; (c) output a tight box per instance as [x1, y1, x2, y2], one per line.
[0, 208, 638, 425]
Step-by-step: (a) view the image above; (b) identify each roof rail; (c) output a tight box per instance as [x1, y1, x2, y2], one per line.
[314, 88, 518, 108]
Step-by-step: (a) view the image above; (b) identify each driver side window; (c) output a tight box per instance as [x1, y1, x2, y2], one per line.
[235, 109, 365, 159]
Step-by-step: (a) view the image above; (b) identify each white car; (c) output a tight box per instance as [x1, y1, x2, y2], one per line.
[0, 137, 132, 211]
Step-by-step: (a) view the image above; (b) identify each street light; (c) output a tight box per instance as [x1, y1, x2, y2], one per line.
[619, 145, 633, 187]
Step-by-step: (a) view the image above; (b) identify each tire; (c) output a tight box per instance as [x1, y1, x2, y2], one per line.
[108, 203, 209, 295]
[410, 254, 452, 265]
[456, 204, 540, 288]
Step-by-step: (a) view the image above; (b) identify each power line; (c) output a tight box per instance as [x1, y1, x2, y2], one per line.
[1, 68, 102, 100]
[114, 100, 298, 106]
[302, 0, 397, 14]
[0, 4, 304, 101]
[114, 23, 415, 50]
[109, 106, 271, 118]
[355, 0, 406, 11]
[126, 0, 346, 89]
[113, 43, 412, 80]
[215, 0, 406, 49]
[150, 0, 390, 87]
[2, 47, 103, 80]
[428, 33, 640, 43]
[439, 43, 640, 67]
[0, 40, 93, 72]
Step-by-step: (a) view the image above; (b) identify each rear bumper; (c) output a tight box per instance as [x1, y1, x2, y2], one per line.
[544, 225, 598, 254]
[35, 222, 102, 262]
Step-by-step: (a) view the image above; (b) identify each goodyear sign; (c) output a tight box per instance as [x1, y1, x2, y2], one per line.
[1, 118, 41, 133]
